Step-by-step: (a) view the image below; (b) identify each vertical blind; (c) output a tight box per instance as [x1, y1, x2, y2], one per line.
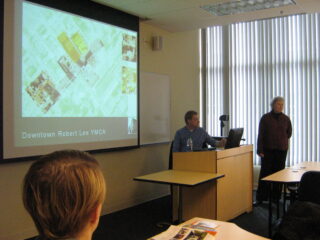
[203, 13, 320, 166]
[204, 26, 225, 136]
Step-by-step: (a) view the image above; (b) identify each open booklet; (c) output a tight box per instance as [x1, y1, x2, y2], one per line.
[150, 220, 218, 240]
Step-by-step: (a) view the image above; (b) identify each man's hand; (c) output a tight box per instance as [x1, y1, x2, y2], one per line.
[259, 153, 264, 158]
[217, 138, 227, 147]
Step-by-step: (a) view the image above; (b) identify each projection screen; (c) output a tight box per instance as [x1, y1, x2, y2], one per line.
[2, 0, 139, 161]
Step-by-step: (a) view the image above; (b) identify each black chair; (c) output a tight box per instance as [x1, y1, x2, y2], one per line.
[273, 171, 320, 240]
[168, 140, 174, 170]
[283, 183, 299, 207]
[298, 171, 320, 204]
[168, 140, 174, 222]
[284, 170, 320, 208]
[283, 171, 320, 209]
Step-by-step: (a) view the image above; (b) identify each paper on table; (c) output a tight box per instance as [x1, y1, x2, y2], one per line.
[184, 220, 218, 234]
[150, 225, 215, 240]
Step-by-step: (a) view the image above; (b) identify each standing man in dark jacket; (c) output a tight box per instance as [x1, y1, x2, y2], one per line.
[256, 96, 292, 203]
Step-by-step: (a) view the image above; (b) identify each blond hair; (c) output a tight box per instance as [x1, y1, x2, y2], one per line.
[23, 150, 106, 239]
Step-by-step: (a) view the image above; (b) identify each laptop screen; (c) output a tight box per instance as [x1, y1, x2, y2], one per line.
[224, 128, 244, 149]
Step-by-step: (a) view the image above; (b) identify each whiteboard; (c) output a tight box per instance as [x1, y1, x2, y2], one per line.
[140, 72, 170, 145]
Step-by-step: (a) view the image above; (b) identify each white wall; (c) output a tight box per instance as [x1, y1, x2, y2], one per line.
[140, 23, 200, 131]
[0, 22, 200, 240]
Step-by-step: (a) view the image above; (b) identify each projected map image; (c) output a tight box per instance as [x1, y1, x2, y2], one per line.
[22, 2, 137, 118]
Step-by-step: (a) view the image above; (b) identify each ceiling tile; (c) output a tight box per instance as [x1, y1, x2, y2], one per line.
[92, 0, 320, 32]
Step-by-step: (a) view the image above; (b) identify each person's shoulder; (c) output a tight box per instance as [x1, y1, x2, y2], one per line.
[176, 126, 187, 134]
[264, 111, 273, 117]
[281, 113, 291, 120]
[280, 113, 291, 123]
[195, 127, 209, 134]
[260, 112, 271, 120]
[196, 127, 206, 132]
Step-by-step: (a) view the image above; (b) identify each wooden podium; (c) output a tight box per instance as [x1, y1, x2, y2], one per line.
[172, 145, 253, 221]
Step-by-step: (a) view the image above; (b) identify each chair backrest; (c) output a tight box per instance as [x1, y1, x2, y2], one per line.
[168, 141, 174, 170]
[298, 171, 320, 205]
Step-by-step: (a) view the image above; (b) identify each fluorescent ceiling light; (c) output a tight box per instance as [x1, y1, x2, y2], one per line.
[201, 0, 296, 16]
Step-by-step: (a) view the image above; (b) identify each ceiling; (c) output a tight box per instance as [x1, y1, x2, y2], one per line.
[91, 0, 320, 32]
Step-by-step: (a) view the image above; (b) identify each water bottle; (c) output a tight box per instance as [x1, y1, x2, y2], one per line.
[187, 137, 193, 152]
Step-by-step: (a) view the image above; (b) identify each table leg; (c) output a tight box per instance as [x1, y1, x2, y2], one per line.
[178, 185, 183, 223]
[283, 183, 287, 215]
[268, 182, 273, 237]
[276, 195, 280, 219]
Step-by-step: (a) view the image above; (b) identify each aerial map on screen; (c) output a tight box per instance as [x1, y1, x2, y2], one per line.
[22, 2, 137, 118]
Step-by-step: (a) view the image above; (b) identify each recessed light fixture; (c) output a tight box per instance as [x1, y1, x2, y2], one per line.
[200, 0, 296, 16]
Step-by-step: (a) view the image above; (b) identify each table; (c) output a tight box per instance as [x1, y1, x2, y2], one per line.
[261, 161, 320, 236]
[182, 218, 270, 240]
[150, 217, 270, 240]
[173, 145, 253, 221]
[134, 170, 224, 223]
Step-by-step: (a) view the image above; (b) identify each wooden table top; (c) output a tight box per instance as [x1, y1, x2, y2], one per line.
[134, 170, 224, 186]
[262, 161, 320, 183]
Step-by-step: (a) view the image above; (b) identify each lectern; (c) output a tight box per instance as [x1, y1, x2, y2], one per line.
[172, 145, 253, 221]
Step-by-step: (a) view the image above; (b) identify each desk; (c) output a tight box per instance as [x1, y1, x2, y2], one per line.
[150, 217, 270, 240]
[134, 170, 224, 223]
[173, 145, 253, 221]
[262, 161, 320, 236]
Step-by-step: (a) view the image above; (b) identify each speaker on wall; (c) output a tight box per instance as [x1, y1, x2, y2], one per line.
[152, 36, 163, 51]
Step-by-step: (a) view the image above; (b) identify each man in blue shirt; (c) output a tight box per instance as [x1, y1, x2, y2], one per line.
[173, 110, 226, 152]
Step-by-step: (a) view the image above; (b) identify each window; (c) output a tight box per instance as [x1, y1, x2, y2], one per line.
[202, 13, 320, 165]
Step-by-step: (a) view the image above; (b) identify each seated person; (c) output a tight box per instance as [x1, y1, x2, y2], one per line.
[22, 149, 106, 240]
[173, 110, 226, 152]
